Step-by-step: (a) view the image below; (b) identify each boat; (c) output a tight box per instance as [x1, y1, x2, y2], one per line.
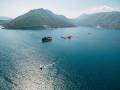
[0, 25, 4, 29]
[67, 36, 72, 39]
[42, 37, 52, 43]
[61, 37, 66, 39]
[61, 36, 72, 39]
[40, 65, 43, 70]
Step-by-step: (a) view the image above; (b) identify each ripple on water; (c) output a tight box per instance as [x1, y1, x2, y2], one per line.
[0, 42, 75, 90]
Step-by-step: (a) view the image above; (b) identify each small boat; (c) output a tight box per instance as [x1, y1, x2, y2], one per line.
[40, 64, 44, 70]
[67, 36, 72, 39]
[0, 25, 4, 29]
[42, 37, 52, 43]
[61, 36, 72, 39]
[61, 37, 67, 39]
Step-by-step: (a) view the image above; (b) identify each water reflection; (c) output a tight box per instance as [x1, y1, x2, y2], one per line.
[0, 27, 120, 90]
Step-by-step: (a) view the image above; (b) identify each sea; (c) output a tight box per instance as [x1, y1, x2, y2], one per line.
[0, 27, 120, 90]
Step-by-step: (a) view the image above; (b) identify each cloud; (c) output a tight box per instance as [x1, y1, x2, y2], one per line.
[83, 5, 120, 14]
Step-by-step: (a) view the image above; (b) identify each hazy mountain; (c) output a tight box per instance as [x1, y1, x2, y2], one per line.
[83, 5, 118, 14]
[73, 14, 89, 24]
[4, 8, 75, 29]
[75, 11, 120, 29]
[0, 16, 12, 25]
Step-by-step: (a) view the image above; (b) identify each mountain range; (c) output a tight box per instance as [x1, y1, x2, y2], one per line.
[2, 8, 120, 29]
[3, 8, 75, 29]
[75, 11, 120, 29]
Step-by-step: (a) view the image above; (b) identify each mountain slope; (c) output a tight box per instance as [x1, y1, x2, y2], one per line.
[75, 12, 120, 29]
[4, 9, 75, 29]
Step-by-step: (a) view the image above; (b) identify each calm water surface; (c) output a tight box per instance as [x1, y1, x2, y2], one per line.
[0, 27, 120, 90]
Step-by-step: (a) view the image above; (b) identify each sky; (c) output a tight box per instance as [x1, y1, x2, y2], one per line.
[0, 0, 120, 18]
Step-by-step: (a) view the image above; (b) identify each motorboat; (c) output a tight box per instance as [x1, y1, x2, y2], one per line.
[42, 37, 52, 43]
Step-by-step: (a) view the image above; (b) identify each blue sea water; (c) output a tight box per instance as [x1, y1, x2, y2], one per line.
[0, 27, 120, 90]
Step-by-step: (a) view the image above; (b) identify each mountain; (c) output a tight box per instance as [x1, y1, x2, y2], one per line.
[83, 5, 117, 14]
[3, 8, 75, 29]
[75, 11, 120, 29]
[73, 14, 89, 24]
[0, 16, 12, 25]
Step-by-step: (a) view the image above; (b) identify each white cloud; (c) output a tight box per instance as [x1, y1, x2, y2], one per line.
[83, 5, 120, 14]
